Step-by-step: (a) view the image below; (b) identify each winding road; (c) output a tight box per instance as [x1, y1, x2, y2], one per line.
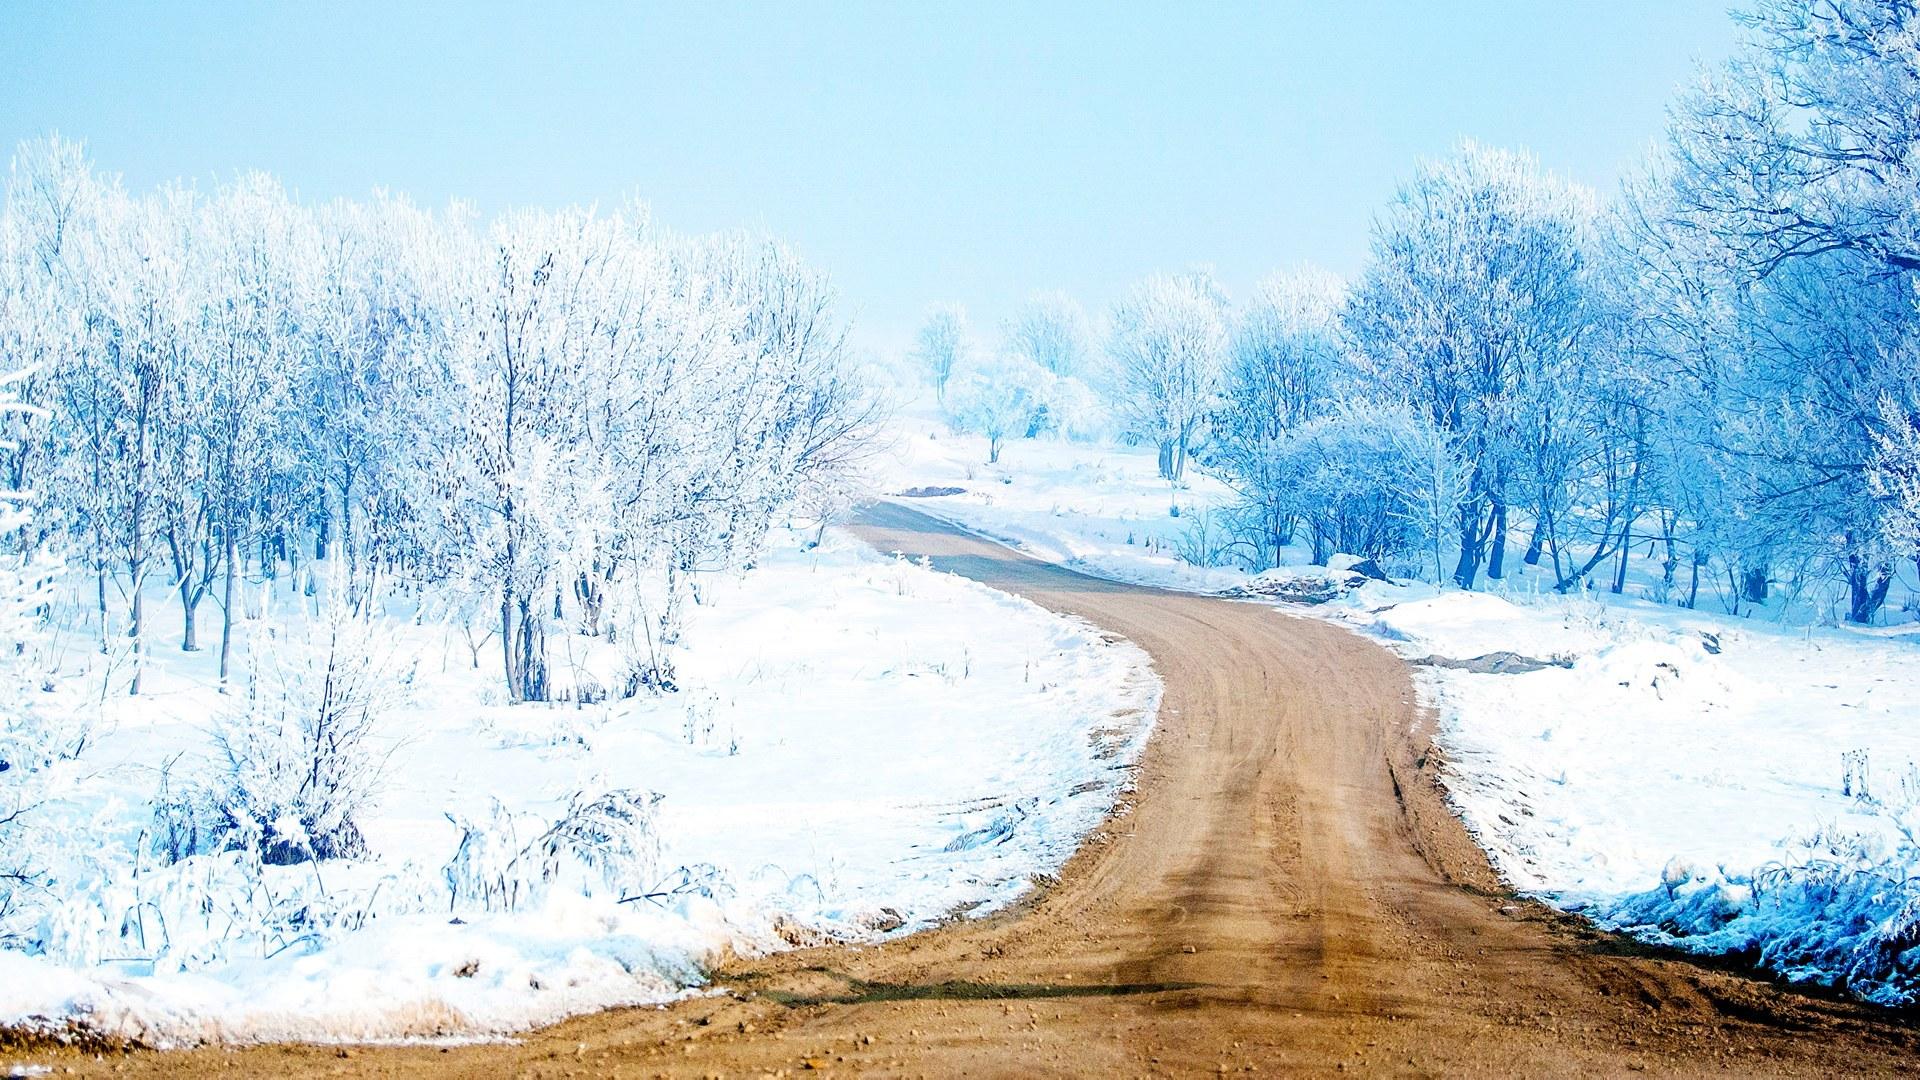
[40, 504, 1920, 1076]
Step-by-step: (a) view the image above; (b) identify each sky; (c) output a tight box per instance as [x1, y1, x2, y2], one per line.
[0, 1, 1739, 358]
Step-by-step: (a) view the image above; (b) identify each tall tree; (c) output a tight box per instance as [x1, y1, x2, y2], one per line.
[911, 305, 968, 405]
[1002, 291, 1090, 378]
[1106, 271, 1228, 482]
[1649, 0, 1920, 621]
[1345, 143, 1601, 589]
[1205, 268, 1345, 564]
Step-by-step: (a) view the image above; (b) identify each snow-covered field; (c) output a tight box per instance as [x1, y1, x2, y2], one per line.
[0, 529, 1159, 1045]
[883, 418, 1920, 1003]
[880, 411, 1247, 594]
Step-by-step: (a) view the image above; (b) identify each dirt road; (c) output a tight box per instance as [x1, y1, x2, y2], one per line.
[26, 503, 1919, 1076]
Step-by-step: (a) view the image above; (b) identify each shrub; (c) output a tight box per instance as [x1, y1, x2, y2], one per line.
[157, 603, 405, 866]
[1602, 803, 1920, 1005]
[444, 788, 664, 913]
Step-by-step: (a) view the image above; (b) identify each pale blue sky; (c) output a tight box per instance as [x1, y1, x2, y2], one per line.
[1, 2, 1736, 355]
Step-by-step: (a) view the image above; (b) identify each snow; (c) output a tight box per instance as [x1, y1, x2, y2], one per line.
[885, 420, 1920, 1002]
[878, 412, 1249, 593]
[1389, 591, 1920, 1001]
[0, 528, 1159, 1045]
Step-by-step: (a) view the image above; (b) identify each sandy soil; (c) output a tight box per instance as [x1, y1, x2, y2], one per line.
[13, 502, 1918, 1076]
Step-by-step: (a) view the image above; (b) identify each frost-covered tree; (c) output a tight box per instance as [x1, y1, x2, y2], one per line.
[1204, 268, 1345, 565]
[912, 304, 968, 403]
[437, 211, 873, 702]
[1668, 0, 1920, 283]
[447, 207, 647, 703]
[1106, 271, 1228, 481]
[296, 194, 452, 603]
[1869, 386, 1920, 553]
[3, 141, 154, 683]
[0, 138, 873, 706]
[946, 352, 1050, 463]
[1345, 143, 1602, 589]
[70, 180, 191, 690]
[1634, 0, 1920, 621]
[0, 359, 59, 937]
[196, 174, 305, 679]
[1003, 291, 1090, 378]
[0, 138, 86, 506]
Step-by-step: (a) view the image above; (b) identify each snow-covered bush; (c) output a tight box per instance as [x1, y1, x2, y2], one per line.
[157, 604, 407, 866]
[1172, 507, 1247, 570]
[944, 353, 1051, 463]
[1215, 403, 1463, 573]
[33, 838, 441, 973]
[1031, 371, 1108, 443]
[1603, 808, 1920, 1006]
[444, 789, 664, 913]
[606, 571, 680, 696]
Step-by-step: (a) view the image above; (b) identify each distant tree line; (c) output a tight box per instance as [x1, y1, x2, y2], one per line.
[915, 0, 1920, 623]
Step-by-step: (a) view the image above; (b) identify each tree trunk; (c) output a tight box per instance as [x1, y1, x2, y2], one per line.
[338, 468, 357, 602]
[258, 528, 275, 583]
[576, 570, 603, 636]
[1486, 501, 1508, 580]
[90, 446, 109, 654]
[1270, 507, 1290, 570]
[1552, 526, 1620, 594]
[218, 528, 237, 682]
[499, 587, 516, 701]
[498, 552, 552, 704]
[180, 584, 199, 652]
[284, 525, 300, 595]
[1610, 513, 1633, 595]
[128, 382, 154, 695]
[1659, 515, 1678, 589]
[128, 580, 145, 695]
[1522, 518, 1546, 566]
[512, 593, 548, 701]
[1847, 553, 1893, 625]
[95, 562, 108, 655]
[1451, 500, 1485, 590]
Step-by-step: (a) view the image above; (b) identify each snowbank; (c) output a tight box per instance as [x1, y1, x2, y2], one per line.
[1375, 589, 1920, 1003]
[0, 529, 1159, 1045]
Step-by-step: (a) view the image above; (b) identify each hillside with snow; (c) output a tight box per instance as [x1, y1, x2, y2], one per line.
[0, 529, 1158, 1044]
